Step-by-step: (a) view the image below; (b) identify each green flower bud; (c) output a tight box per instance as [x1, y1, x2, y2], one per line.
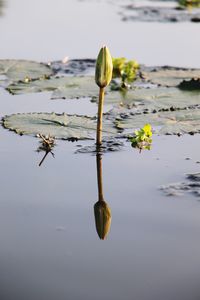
[94, 200, 112, 240]
[95, 46, 113, 88]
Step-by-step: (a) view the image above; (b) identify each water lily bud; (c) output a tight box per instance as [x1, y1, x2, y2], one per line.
[95, 46, 113, 88]
[94, 200, 111, 240]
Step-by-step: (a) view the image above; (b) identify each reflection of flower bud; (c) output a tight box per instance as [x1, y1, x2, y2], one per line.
[94, 200, 111, 240]
[95, 46, 113, 88]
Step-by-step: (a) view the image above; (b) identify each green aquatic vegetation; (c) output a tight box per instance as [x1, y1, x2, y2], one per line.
[112, 57, 139, 89]
[128, 124, 152, 151]
[178, 78, 200, 90]
[179, 0, 200, 7]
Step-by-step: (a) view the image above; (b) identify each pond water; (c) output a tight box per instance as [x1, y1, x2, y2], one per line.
[1, 1, 200, 300]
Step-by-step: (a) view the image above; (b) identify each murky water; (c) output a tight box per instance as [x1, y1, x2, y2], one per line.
[1, 1, 200, 299]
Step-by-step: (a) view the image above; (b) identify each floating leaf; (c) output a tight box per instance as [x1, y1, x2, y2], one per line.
[7, 76, 99, 100]
[178, 78, 200, 90]
[0, 60, 53, 82]
[104, 87, 200, 113]
[141, 67, 200, 87]
[115, 109, 200, 135]
[2, 113, 118, 140]
[50, 59, 95, 76]
[121, 3, 200, 22]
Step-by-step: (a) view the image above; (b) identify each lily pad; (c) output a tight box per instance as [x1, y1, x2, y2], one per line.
[0, 60, 53, 82]
[0, 0, 4, 16]
[2, 113, 119, 140]
[140, 66, 200, 87]
[178, 78, 200, 90]
[7, 76, 99, 100]
[121, 2, 200, 22]
[104, 87, 200, 114]
[50, 59, 95, 76]
[114, 109, 200, 135]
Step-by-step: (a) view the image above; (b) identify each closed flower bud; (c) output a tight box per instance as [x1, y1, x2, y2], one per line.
[95, 46, 113, 88]
[94, 200, 112, 240]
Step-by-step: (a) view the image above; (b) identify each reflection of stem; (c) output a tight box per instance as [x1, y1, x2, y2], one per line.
[96, 154, 104, 202]
[96, 87, 105, 146]
[39, 151, 54, 167]
[39, 151, 49, 167]
[94, 154, 112, 240]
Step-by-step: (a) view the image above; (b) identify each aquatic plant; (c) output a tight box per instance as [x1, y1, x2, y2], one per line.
[112, 57, 139, 88]
[179, 0, 200, 7]
[95, 46, 113, 146]
[128, 124, 152, 152]
[36, 134, 55, 166]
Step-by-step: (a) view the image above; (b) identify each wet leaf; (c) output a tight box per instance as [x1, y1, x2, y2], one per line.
[50, 59, 95, 76]
[7, 76, 99, 100]
[2, 112, 118, 140]
[141, 67, 200, 87]
[104, 87, 200, 113]
[0, 60, 53, 82]
[115, 109, 200, 135]
[121, 3, 200, 22]
[178, 78, 200, 90]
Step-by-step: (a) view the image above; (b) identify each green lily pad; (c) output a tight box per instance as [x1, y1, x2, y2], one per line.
[115, 109, 200, 135]
[0, 60, 53, 82]
[121, 3, 200, 22]
[2, 113, 118, 140]
[141, 67, 200, 87]
[104, 87, 200, 113]
[50, 59, 95, 76]
[7, 76, 99, 99]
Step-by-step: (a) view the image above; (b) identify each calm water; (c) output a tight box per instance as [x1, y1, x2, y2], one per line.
[1, 1, 200, 299]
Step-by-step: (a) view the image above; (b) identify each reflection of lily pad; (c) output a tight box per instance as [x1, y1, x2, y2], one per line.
[7, 76, 99, 100]
[141, 67, 200, 87]
[115, 109, 200, 135]
[0, 60, 53, 82]
[160, 173, 200, 198]
[2, 113, 118, 140]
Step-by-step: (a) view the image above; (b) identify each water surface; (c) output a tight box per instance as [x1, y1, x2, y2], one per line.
[1, 1, 200, 299]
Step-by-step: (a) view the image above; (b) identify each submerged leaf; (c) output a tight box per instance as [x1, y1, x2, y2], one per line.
[2, 112, 118, 140]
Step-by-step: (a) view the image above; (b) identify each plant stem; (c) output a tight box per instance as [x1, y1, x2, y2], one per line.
[96, 87, 105, 146]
